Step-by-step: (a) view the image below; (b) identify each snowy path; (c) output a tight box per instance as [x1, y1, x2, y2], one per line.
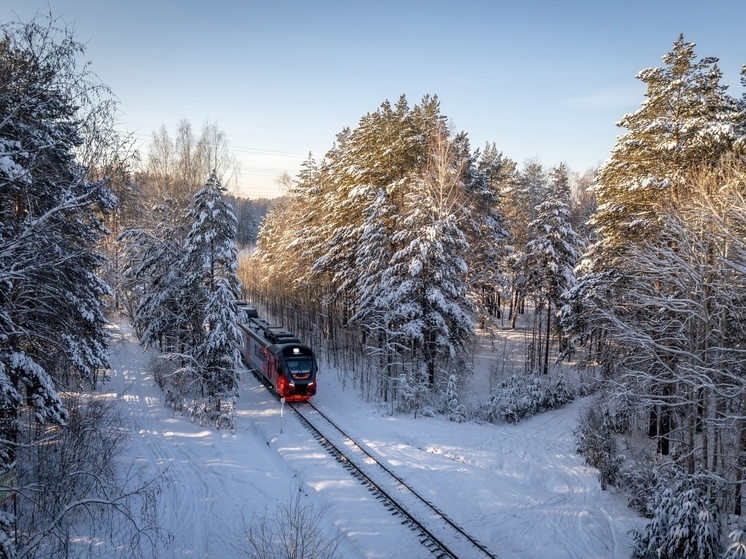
[106, 323, 431, 558]
[105, 321, 642, 558]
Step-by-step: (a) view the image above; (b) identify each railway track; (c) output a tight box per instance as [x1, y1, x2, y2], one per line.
[290, 400, 499, 559]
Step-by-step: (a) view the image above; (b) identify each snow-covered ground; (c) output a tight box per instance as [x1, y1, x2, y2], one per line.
[105, 320, 644, 558]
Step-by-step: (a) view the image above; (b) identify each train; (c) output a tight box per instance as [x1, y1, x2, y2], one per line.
[236, 302, 317, 402]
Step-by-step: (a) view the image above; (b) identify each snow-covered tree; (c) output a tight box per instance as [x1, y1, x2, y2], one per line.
[198, 278, 241, 397]
[566, 162, 746, 511]
[566, 37, 744, 475]
[723, 530, 746, 559]
[589, 34, 739, 267]
[445, 373, 466, 422]
[319, 97, 431, 314]
[463, 142, 513, 327]
[0, 17, 116, 439]
[526, 164, 583, 373]
[125, 170, 242, 400]
[324, 97, 438, 395]
[184, 171, 242, 397]
[377, 126, 474, 388]
[0, 16, 125, 557]
[632, 477, 721, 559]
[397, 367, 431, 418]
[249, 95, 512, 407]
[503, 160, 548, 328]
[123, 200, 190, 352]
[348, 185, 397, 391]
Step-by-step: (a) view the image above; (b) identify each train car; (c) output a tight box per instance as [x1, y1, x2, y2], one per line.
[237, 305, 317, 402]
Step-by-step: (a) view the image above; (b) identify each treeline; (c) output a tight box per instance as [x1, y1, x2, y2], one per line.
[0, 15, 270, 558]
[245, 95, 591, 412]
[566, 38, 746, 557]
[247, 35, 746, 556]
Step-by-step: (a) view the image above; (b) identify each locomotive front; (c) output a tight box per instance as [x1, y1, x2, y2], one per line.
[236, 303, 318, 402]
[275, 343, 317, 401]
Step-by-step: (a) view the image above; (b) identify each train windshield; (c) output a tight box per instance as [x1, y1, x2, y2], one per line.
[283, 346, 314, 377]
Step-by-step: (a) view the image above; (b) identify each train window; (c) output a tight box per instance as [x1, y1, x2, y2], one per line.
[282, 346, 313, 376]
[286, 358, 313, 374]
[254, 344, 265, 362]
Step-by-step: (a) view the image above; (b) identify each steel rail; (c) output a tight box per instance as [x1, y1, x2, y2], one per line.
[291, 401, 499, 559]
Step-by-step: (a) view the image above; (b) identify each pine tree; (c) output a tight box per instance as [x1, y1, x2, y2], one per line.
[318, 96, 432, 308]
[377, 126, 474, 388]
[463, 142, 513, 327]
[349, 184, 396, 380]
[503, 160, 548, 328]
[590, 34, 739, 266]
[568, 36, 743, 466]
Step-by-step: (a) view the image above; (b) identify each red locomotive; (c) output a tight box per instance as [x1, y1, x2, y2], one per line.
[236, 303, 317, 402]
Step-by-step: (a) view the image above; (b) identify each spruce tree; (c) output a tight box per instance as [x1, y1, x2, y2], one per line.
[526, 164, 583, 373]
[124, 200, 190, 353]
[184, 171, 242, 397]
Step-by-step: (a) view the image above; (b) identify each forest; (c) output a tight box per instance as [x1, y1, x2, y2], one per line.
[1, 11, 746, 559]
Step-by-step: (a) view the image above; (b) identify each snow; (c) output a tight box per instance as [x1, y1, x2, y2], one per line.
[105, 320, 644, 558]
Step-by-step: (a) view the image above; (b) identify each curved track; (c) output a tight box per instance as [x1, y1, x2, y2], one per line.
[249, 362, 498, 558]
[290, 400, 498, 559]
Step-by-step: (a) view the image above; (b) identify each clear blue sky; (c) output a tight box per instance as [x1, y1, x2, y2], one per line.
[2, 1, 744, 198]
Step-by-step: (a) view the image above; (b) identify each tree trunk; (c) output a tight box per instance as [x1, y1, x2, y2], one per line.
[687, 395, 695, 474]
[735, 390, 746, 515]
[648, 406, 659, 438]
[658, 387, 672, 456]
[543, 298, 551, 374]
[510, 290, 519, 329]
